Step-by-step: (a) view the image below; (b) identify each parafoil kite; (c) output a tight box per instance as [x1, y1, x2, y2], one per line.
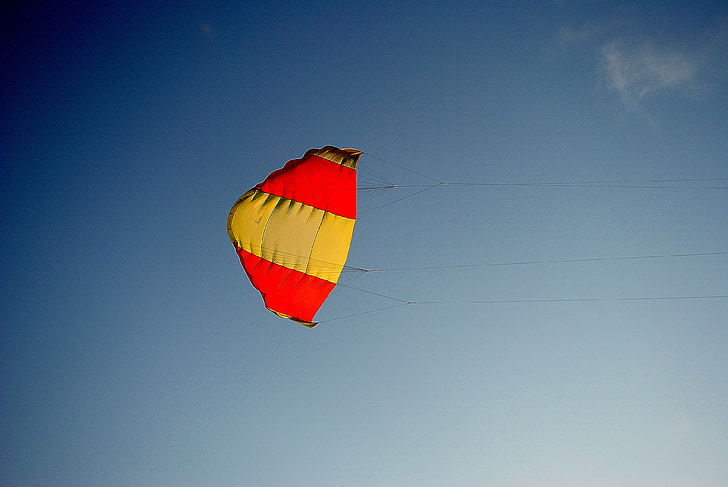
[227, 146, 362, 327]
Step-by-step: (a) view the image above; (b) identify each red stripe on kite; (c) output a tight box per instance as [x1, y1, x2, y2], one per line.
[257, 154, 357, 219]
[236, 248, 335, 323]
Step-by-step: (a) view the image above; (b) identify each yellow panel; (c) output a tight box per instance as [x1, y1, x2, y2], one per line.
[227, 190, 280, 256]
[228, 190, 354, 282]
[261, 198, 323, 274]
[312, 146, 362, 170]
[307, 212, 355, 283]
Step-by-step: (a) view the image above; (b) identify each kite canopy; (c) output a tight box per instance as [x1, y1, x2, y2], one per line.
[227, 146, 362, 327]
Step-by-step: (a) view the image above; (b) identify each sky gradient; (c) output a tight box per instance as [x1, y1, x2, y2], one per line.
[2, 2, 727, 486]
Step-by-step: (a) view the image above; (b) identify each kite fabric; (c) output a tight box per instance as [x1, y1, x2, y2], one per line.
[227, 146, 362, 327]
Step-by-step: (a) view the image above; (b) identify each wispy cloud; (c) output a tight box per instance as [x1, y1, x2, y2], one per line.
[555, 16, 727, 122]
[600, 40, 698, 107]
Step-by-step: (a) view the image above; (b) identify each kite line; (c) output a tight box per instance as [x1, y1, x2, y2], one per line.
[320, 291, 728, 324]
[360, 151, 728, 190]
[357, 152, 728, 215]
[319, 249, 728, 324]
[343, 251, 728, 273]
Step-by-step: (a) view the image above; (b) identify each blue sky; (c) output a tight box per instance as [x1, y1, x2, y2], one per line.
[2, 1, 727, 486]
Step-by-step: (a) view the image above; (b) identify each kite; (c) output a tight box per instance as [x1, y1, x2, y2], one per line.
[227, 146, 362, 327]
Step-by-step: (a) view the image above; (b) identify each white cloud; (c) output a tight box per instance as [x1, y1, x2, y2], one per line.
[554, 15, 728, 123]
[600, 40, 698, 106]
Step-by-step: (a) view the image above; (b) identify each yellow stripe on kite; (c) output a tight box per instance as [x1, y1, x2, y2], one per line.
[308, 210, 355, 282]
[227, 189, 278, 257]
[260, 197, 323, 272]
[228, 189, 354, 283]
[311, 147, 362, 170]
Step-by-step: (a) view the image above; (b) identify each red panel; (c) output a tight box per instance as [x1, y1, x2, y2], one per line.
[237, 248, 335, 323]
[257, 154, 357, 219]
